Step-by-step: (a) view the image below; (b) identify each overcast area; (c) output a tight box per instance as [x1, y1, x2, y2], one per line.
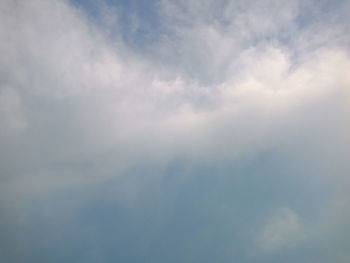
[0, 0, 349, 262]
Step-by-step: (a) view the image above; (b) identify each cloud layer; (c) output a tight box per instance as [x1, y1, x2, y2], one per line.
[0, 0, 349, 262]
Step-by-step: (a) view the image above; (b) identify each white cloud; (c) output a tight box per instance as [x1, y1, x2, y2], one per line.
[0, 0, 349, 183]
[255, 207, 305, 252]
[0, 1, 349, 261]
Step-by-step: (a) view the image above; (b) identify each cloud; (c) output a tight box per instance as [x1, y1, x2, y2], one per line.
[0, 0, 349, 262]
[255, 207, 305, 252]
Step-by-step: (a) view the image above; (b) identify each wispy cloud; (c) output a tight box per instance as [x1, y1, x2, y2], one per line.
[256, 207, 305, 252]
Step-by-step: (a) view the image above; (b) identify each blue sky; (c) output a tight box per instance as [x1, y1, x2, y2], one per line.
[0, 0, 350, 262]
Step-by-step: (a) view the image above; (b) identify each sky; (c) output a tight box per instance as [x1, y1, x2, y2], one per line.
[0, 0, 349, 262]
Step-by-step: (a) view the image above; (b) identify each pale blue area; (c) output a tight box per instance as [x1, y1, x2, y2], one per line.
[2, 148, 337, 262]
[70, 0, 346, 49]
[70, 0, 348, 85]
[71, 0, 163, 49]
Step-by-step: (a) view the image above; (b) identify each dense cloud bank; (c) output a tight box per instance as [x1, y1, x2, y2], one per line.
[0, 0, 349, 262]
